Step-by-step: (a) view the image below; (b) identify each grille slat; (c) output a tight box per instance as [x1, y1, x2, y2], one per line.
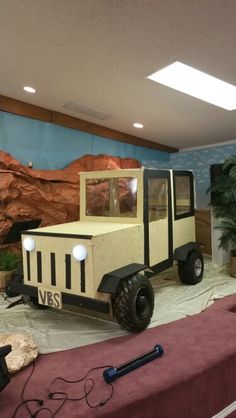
[51, 253, 56, 286]
[26, 251, 31, 281]
[37, 251, 42, 283]
[80, 261, 85, 293]
[65, 254, 71, 289]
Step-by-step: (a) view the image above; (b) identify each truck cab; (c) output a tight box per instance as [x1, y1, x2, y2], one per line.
[11, 168, 204, 331]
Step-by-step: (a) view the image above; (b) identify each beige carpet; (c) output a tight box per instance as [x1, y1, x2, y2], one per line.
[0, 260, 235, 354]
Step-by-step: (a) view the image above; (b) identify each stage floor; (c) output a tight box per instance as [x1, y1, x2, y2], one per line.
[1, 260, 236, 354]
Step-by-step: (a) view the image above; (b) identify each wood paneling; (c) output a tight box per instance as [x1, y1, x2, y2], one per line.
[0, 95, 178, 153]
[0, 95, 51, 122]
[195, 209, 212, 255]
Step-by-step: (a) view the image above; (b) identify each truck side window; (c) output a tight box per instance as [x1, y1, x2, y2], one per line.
[148, 178, 168, 222]
[174, 172, 194, 219]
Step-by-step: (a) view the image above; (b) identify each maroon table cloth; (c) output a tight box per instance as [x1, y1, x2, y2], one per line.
[1, 295, 236, 418]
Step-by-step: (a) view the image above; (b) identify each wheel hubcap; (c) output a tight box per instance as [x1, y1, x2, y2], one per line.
[135, 287, 149, 319]
[194, 258, 202, 277]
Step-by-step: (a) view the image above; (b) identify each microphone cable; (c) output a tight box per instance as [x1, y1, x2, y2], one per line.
[11, 361, 114, 417]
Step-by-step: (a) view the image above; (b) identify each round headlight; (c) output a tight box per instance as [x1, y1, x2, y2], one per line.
[23, 236, 36, 252]
[72, 245, 88, 262]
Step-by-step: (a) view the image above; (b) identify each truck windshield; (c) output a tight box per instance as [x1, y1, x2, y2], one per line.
[85, 176, 137, 218]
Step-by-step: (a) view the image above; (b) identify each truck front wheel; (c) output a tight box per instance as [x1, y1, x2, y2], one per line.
[178, 249, 204, 285]
[23, 295, 48, 310]
[113, 274, 154, 332]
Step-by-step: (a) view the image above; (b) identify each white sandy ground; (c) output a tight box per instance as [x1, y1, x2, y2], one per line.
[0, 259, 235, 354]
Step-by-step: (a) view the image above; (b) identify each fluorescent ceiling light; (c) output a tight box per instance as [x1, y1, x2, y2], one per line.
[23, 86, 36, 93]
[147, 61, 236, 111]
[133, 122, 144, 128]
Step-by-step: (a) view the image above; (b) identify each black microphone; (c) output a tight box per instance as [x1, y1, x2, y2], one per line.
[103, 344, 164, 383]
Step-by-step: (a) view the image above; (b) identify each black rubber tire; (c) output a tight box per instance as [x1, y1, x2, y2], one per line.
[113, 274, 154, 332]
[5, 278, 20, 298]
[178, 249, 204, 285]
[23, 295, 48, 310]
[4, 271, 23, 298]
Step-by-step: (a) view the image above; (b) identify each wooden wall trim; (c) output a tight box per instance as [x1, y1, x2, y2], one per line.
[0, 95, 52, 123]
[0, 95, 178, 153]
[52, 111, 177, 153]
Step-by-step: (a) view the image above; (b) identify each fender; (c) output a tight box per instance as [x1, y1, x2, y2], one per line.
[173, 242, 203, 262]
[97, 263, 147, 294]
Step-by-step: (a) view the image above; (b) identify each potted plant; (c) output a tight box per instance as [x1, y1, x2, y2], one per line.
[209, 155, 236, 276]
[0, 250, 20, 291]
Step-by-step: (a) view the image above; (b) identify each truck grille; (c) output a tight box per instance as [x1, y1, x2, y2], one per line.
[25, 250, 86, 293]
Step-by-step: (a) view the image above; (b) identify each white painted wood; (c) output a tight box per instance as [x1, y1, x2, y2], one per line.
[212, 400, 236, 418]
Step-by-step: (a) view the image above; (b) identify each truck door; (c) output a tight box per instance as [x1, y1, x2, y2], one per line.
[144, 170, 172, 271]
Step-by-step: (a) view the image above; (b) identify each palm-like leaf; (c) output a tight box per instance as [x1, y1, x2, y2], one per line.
[223, 155, 236, 170]
[208, 155, 236, 252]
[215, 217, 236, 251]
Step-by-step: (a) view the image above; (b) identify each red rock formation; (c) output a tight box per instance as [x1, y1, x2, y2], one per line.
[0, 151, 140, 244]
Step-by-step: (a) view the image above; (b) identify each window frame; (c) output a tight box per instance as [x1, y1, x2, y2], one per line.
[147, 177, 169, 222]
[80, 168, 144, 224]
[173, 171, 194, 220]
[85, 176, 138, 219]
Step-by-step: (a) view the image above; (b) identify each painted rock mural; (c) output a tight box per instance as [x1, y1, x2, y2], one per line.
[0, 151, 140, 242]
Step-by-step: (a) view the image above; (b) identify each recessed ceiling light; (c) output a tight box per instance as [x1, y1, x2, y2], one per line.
[23, 86, 36, 94]
[147, 61, 236, 111]
[133, 122, 144, 128]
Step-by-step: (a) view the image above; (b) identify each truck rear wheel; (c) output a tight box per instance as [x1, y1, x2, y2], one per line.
[178, 249, 204, 285]
[113, 274, 154, 332]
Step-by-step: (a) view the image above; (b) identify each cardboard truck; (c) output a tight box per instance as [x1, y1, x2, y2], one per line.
[8, 168, 204, 331]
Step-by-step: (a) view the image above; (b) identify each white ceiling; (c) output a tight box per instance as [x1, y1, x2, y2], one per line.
[0, 0, 236, 150]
